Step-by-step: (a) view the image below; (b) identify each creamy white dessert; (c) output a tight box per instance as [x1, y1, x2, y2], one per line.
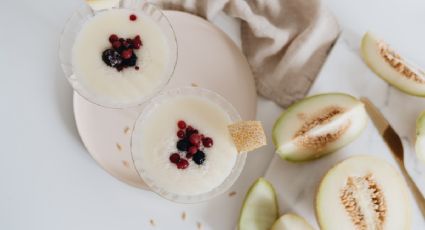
[132, 92, 239, 196]
[72, 9, 169, 106]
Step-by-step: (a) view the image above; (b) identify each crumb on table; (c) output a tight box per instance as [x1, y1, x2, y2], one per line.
[122, 160, 130, 168]
[124, 126, 130, 134]
[228, 191, 237, 197]
[116, 143, 122, 151]
[149, 219, 155, 227]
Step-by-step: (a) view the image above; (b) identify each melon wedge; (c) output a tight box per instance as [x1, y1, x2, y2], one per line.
[415, 111, 425, 163]
[238, 178, 279, 230]
[361, 31, 425, 96]
[270, 213, 313, 230]
[316, 156, 411, 230]
[272, 93, 367, 162]
[85, 0, 120, 11]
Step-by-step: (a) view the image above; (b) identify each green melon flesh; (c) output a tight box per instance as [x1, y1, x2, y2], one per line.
[270, 213, 313, 230]
[415, 111, 425, 163]
[272, 93, 367, 162]
[316, 156, 411, 230]
[238, 178, 279, 230]
[361, 31, 425, 96]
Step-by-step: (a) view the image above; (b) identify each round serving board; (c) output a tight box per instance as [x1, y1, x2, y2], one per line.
[73, 11, 257, 189]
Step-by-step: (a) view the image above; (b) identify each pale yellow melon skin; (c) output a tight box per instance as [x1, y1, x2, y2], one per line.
[315, 156, 411, 230]
[361, 31, 425, 97]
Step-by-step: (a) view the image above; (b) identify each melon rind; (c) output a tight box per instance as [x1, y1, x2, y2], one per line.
[415, 111, 425, 163]
[361, 31, 425, 97]
[316, 156, 411, 230]
[238, 178, 279, 230]
[272, 93, 367, 162]
[270, 213, 313, 230]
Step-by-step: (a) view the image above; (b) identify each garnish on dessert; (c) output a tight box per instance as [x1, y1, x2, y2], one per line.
[85, 0, 120, 11]
[169, 120, 213, 169]
[102, 33, 143, 71]
[228, 121, 266, 153]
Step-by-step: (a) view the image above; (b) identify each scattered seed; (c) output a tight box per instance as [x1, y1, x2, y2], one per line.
[149, 219, 155, 226]
[229, 191, 237, 197]
[197, 222, 202, 230]
[122, 160, 130, 168]
[181, 211, 186, 221]
[116, 143, 122, 151]
[124, 126, 130, 134]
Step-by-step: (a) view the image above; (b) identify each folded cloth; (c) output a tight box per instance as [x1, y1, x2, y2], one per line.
[154, 0, 340, 108]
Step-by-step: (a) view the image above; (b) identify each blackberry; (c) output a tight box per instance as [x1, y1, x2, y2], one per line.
[102, 49, 122, 67]
[193, 150, 206, 165]
[176, 139, 190, 151]
[122, 52, 137, 67]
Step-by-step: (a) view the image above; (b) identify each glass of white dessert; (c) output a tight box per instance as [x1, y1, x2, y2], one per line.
[59, 0, 178, 108]
[131, 87, 247, 203]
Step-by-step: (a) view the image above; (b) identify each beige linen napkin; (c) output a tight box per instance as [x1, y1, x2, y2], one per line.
[155, 0, 340, 107]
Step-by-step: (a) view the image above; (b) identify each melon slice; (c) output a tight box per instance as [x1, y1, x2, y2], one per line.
[85, 0, 120, 11]
[361, 31, 425, 96]
[316, 156, 411, 230]
[272, 93, 367, 162]
[415, 111, 425, 162]
[270, 213, 313, 230]
[228, 121, 267, 153]
[238, 178, 279, 230]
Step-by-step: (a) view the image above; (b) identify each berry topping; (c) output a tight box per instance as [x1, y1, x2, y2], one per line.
[133, 35, 142, 49]
[169, 153, 180, 164]
[177, 139, 190, 151]
[177, 159, 189, 169]
[112, 41, 121, 49]
[109, 34, 118, 43]
[102, 49, 122, 67]
[189, 133, 201, 145]
[202, 137, 213, 148]
[178, 120, 187, 129]
[193, 151, 206, 165]
[177, 130, 185, 138]
[122, 40, 130, 48]
[123, 53, 137, 66]
[121, 49, 133, 59]
[169, 120, 213, 169]
[102, 34, 142, 71]
[129, 14, 137, 21]
[188, 146, 198, 154]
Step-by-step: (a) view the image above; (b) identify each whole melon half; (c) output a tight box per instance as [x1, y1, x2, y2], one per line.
[316, 156, 411, 230]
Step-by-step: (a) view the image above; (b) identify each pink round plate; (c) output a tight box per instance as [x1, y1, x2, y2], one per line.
[73, 11, 257, 189]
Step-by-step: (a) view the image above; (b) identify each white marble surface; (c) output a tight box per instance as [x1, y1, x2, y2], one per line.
[1, 0, 425, 229]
